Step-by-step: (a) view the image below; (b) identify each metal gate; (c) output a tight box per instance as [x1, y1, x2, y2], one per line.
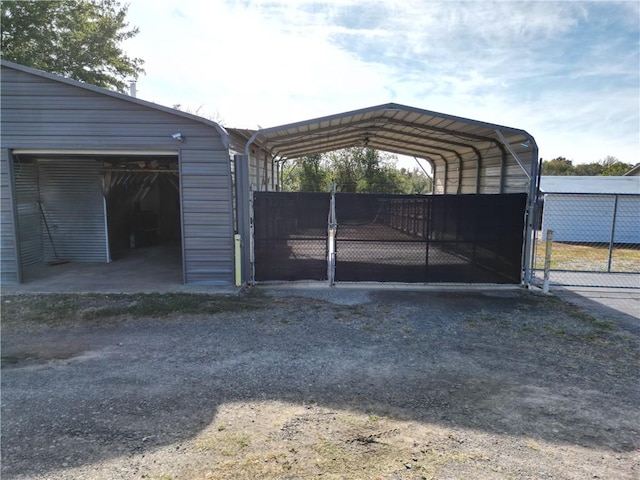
[253, 192, 329, 281]
[253, 191, 527, 284]
[334, 193, 527, 283]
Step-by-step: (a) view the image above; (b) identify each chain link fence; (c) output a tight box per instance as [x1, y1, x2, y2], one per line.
[532, 193, 640, 288]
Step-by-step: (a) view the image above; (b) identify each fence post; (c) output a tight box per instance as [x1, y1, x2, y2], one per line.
[607, 194, 619, 273]
[327, 183, 337, 285]
[543, 229, 553, 294]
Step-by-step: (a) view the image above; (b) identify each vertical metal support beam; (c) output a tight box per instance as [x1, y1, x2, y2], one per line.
[542, 229, 553, 294]
[263, 150, 268, 191]
[234, 154, 252, 285]
[255, 148, 260, 192]
[607, 195, 619, 273]
[430, 164, 436, 194]
[475, 156, 482, 194]
[499, 151, 506, 194]
[456, 156, 463, 194]
[271, 158, 275, 191]
[443, 160, 449, 194]
[494, 129, 532, 181]
[522, 149, 540, 287]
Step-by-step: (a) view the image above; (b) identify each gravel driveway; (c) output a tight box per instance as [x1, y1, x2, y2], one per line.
[1, 287, 638, 479]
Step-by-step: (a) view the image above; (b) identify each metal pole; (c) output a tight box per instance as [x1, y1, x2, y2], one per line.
[607, 195, 619, 273]
[542, 229, 553, 294]
[327, 183, 337, 285]
[234, 234, 242, 287]
[234, 154, 252, 285]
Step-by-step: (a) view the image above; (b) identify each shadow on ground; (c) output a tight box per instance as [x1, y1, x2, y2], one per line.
[1, 288, 638, 477]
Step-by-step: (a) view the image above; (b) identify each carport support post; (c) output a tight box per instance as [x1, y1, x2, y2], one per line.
[234, 155, 252, 284]
[607, 195, 619, 273]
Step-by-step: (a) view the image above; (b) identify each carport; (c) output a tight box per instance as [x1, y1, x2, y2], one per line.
[234, 104, 539, 286]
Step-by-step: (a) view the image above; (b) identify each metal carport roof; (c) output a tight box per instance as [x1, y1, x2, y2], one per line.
[240, 103, 538, 195]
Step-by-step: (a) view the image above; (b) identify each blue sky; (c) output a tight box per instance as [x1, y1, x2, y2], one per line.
[125, 0, 640, 166]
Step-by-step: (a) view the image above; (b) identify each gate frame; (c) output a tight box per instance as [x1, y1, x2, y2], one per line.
[234, 154, 252, 284]
[247, 189, 533, 286]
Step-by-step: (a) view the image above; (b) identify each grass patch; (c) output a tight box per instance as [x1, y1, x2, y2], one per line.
[194, 431, 252, 456]
[534, 240, 640, 272]
[1, 291, 265, 326]
[462, 296, 620, 345]
[526, 297, 618, 343]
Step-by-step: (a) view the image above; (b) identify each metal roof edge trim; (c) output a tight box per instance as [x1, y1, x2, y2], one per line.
[249, 102, 536, 145]
[0, 60, 229, 149]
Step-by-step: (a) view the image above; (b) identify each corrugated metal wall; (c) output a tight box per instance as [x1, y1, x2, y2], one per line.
[180, 150, 234, 285]
[1, 63, 235, 286]
[38, 159, 107, 262]
[432, 141, 533, 195]
[13, 161, 41, 266]
[542, 194, 640, 243]
[0, 149, 19, 283]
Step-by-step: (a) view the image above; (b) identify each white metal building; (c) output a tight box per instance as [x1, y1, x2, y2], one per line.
[540, 176, 640, 244]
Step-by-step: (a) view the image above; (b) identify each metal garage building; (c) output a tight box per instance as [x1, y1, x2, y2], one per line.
[1, 60, 234, 286]
[540, 176, 640, 243]
[1, 61, 540, 288]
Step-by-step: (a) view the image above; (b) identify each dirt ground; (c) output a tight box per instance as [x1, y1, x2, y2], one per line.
[1, 287, 639, 480]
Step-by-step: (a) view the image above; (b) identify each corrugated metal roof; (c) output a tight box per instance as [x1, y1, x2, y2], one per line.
[624, 163, 640, 176]
[540, 176, 640, 194]
[0, 60, 229, 147]
[235, 103, 539, 195]
[242, 103, 535, 161]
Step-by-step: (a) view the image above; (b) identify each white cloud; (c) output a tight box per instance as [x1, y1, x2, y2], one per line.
[124, 0, 639, 165]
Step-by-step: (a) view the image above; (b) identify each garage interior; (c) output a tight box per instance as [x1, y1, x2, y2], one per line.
[12, 154, 183, 288]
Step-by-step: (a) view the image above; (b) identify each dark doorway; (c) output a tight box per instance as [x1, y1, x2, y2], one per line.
[104, 158, 182, 271]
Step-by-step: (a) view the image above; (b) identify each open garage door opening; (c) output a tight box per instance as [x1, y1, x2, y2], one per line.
[105, 157, 182, 272]
[12, 154, 184, 288]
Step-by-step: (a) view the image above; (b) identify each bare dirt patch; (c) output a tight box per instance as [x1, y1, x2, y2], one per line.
[1, 288, 638, 479]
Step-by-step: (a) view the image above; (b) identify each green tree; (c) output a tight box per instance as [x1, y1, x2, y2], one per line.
[329, 148, 361, 192]
[399, 168, 433, 194]
[281, 154, 328, 192]
[326, 147, 406, 193]
[541, 157, 574, 175]
[573, 162, 604, 176]
[282, 148, 433, 194]
[599, 155, 633, 176]
[570, 156, 633, 176]
[1, 0, 144, 92]
[297, 154, 327, 192]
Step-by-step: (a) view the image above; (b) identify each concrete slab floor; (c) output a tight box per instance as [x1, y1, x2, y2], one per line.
[1, 246, 239, 295]
[553, 286, 640, 322]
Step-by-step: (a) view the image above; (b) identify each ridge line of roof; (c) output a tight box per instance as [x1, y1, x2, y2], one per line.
[250, 102, 535, 141]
